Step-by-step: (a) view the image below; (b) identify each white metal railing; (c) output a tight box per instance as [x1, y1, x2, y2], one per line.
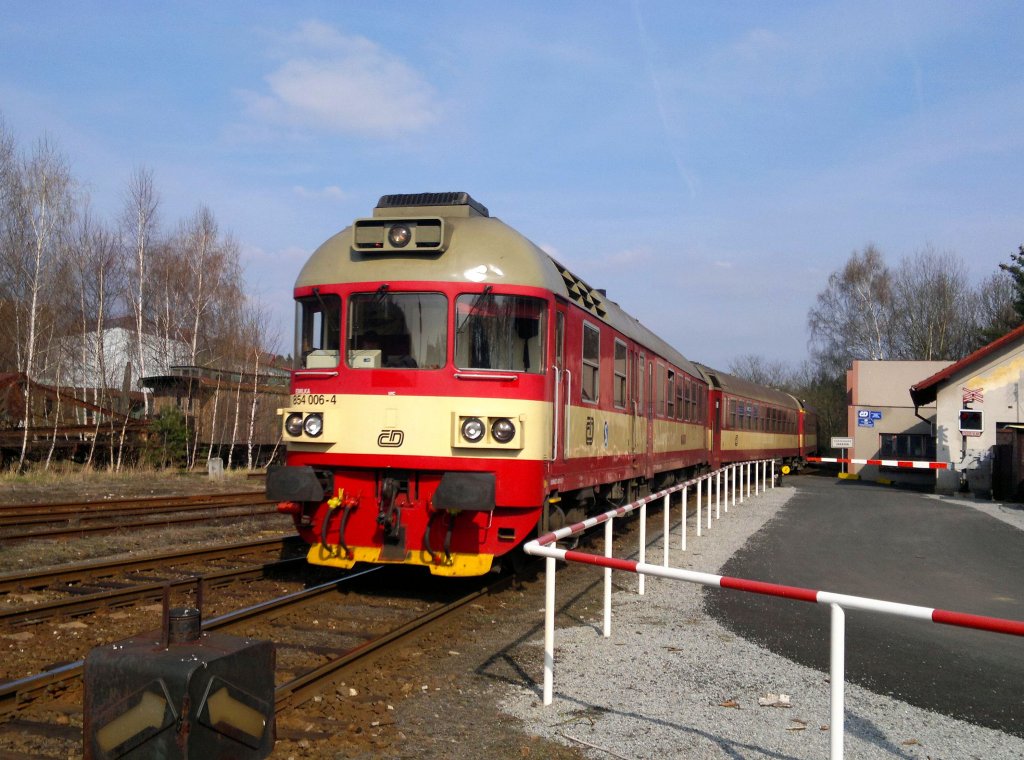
[523, 461, 1024, 760]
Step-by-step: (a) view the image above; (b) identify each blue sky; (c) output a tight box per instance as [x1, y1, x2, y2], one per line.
[2, 1, 1022, 369]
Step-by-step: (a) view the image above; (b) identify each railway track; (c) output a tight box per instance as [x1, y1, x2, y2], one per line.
[0, 535, 300, 596]
[0, 492, 280, 542]
[0, 565, 513, 757]
[0, 491, 273, 528]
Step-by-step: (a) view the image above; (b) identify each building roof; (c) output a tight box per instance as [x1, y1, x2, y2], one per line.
[909, 322, 1024, 406]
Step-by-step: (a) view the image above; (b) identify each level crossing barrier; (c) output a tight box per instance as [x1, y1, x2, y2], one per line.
[523, 460, 1024, 760]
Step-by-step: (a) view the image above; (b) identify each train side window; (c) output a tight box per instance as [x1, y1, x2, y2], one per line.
[581, 322, 600, 403]
[666, 370, 675, 419]
[728, 398, 736, 429]
[675, 373, 683, 420]
[555, 311, 565, 369]
[637, 353, 645, 411]
[613, 339, 627, 409]
[296, 293, 341, 369]
[656, 364, 666, 417]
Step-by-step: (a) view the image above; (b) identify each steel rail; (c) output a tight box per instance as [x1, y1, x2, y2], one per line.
[0, 491, 267, 515]
[0, 536, 299, 594]
[0, 567, 514, 721]
[0, 557, 307, 627]
[0, 507, 282, 542]
[0, 567, 378, 716]
[0, 494, 274, 528]
[273, 573, 513, 711]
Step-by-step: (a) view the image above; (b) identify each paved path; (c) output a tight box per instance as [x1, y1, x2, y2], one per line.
[705, 474, 1024, 736]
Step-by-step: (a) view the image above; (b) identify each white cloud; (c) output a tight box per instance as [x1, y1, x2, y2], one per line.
[242, 21, 440, 138]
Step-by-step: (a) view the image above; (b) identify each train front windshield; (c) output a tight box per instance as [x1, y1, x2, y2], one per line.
[347, 292, 447, 369]
[455, 294, 546, 373]
[295, 290, 547, 373]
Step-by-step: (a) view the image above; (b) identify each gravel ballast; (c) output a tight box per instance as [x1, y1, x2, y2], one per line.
[500, 483, 1024, 759]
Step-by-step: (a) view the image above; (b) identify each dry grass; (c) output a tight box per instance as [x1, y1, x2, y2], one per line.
[0, 463, 264, 505]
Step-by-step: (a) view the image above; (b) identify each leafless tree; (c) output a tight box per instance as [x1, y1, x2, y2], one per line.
[976, 269, 1018, 344]
[0, 117, 22, 376]
[889, 247, 975, 360]
[73, 207, 124, 467]
[726, 353, 793, 388]
[807, 245, 893, 376]
[14, 138, 74, 470]
[122, 167, 159, 415]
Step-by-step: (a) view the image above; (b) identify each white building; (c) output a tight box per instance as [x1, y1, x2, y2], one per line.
[910, 323, 1024, 497]
[40, 325, 191, 396]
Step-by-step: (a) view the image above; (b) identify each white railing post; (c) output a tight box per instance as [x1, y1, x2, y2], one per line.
[639, 502, 647, 596]
[543, 556, 555, 705]
[755, 461, 761, 495]
[724, 467, 729, 513]
[662, 493, 670, 568]
[732, 464, 737, 507]
[681, 485, 688, 551]
[604, 518, 613, 637]
[696, 478, 703, 537]
[772, 460, 776, 488]
[716, 470, 722, 519]
[830, 603, 846, 759]
[706, 476, 712, 531]
[740, 463, 746, 503]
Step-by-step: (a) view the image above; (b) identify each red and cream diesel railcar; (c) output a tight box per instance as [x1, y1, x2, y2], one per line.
[266, 192, 712, 576]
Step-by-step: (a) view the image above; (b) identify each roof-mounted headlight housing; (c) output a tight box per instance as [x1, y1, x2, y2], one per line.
[387, 224, 411, 248]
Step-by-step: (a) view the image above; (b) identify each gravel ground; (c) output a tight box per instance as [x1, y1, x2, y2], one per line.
[501, 482, 1024, 759]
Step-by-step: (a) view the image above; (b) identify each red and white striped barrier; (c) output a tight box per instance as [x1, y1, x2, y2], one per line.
[808, 456, 949, 470]
[524, 463, 1024, 759]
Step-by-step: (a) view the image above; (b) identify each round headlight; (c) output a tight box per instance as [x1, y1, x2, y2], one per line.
[461, 417, 485, 443]
[491, 418, 516, 443]
[388, 224, 411, 248]
[285, 412, 304, 437]
[303, 413, 324, 437]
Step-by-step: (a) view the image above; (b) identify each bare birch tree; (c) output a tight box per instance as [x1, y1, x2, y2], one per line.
[807, 245, 893, 376]
[73, 208, 123, 467]
[14, 138, 74, 470]
[122, 167, 159, 415]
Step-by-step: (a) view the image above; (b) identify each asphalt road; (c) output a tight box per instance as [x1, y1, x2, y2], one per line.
[704, 473, 1024, 736]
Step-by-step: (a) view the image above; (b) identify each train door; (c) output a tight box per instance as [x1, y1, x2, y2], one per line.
[711, 391, 722, 470]
[553, 306, 567, 462]
[645, 358, 655, 479]
[631, 350, 645, 476]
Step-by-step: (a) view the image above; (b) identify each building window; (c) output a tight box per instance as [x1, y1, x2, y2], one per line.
[878, 433, 935, 460]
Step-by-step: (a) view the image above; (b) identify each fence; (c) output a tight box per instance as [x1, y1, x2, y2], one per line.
[523, 461, 1024, 760]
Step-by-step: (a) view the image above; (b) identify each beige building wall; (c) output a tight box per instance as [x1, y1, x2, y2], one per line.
[845, 360, 952, 485]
